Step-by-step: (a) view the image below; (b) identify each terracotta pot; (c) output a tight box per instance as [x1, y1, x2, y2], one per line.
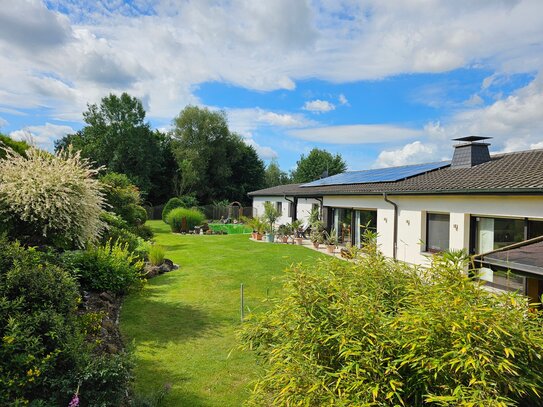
[256, 233, 263, 240]
[294, 237, 303, 245]
[312, 242, 320, 249]
[282, 236, 289, 243]
[326, 245, 336, 254]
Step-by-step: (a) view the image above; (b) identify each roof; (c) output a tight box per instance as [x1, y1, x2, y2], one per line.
[473, 236, 543, 277]
[249, 149, 543, 197]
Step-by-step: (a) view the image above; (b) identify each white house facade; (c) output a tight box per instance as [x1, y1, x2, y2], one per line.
[248, 137, 543, 301]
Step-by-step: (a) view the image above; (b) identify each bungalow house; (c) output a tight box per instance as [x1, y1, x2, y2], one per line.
[249, 137, 543, 300]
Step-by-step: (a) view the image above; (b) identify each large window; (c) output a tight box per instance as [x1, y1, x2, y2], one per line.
[426, 213, 450, 253]
[476, 217, 525, 253]
[355, 210, 377, 248]
[333, 208, 352, 244]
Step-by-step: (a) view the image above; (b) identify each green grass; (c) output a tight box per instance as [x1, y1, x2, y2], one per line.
[120, 220, 325, 406]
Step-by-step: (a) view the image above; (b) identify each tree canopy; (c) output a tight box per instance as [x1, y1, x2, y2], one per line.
[264, 158, 291, 187]
[55, 93, 176, 205]
[171, 105, 265, 204]
[0, 133, 30, 159]
[291, 148, 347, 183]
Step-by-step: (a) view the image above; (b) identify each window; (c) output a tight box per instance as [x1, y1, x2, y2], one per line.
[355, 210, 377, 248]
[276, 201, 282, 215]
[426, 213, 450, 253]
[476, 217, 525, 252]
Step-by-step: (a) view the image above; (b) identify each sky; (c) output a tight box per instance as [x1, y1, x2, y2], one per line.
[0, 0, 542, 171]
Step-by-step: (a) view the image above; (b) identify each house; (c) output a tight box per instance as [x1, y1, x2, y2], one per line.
[249, 137, 543, 299]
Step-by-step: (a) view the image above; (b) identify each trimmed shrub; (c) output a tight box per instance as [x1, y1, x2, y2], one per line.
[162, 197, 184, 223]
[0, 146, 105, 248]
[148, 245, 165, 266]
[100, 172, 148, 227]
[62, 240, 145, 294]
[166, 207, 205, 232]
[241, 247, 543, 406]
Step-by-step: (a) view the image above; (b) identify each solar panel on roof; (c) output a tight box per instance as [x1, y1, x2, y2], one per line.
[300, 161, 450, 187]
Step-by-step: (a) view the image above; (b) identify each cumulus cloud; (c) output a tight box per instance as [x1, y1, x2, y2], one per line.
[289, 124, 422, 144]
[303, 99, 335, 113]
[338, 94, 349, 106]
[245, 138, 278, 160]
[10, 123, 75, 151]
[374, 141, 439, 168]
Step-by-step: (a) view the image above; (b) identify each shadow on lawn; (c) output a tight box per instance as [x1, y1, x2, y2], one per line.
[134, 358, 210, 407]
[129, 299, 224, 345]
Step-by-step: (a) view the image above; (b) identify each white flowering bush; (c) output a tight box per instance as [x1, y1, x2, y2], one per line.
[0, 146, 105, 248]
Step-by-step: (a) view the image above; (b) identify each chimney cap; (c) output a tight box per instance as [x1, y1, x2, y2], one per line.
[453, 136, 492, 143]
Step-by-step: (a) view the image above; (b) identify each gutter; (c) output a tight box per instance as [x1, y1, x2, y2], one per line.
[383, 193, 398, 260]
[284, 195, 295, 220]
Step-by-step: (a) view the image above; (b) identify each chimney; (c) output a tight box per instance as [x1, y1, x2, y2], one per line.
[451, 136, 492, 169]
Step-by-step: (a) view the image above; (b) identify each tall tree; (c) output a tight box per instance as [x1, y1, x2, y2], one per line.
[291, 148, 347, 183]
[55, 93, 176, 204]
[265, 158, 291, 187]
[171, 106, 265, 204]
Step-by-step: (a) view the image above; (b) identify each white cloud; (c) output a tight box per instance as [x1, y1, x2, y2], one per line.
[0, 117, 7, 128]
[374, 141, 438, 168]
[289, 124, 422, 144]
[303, 99, 335, 113]
[10, 123, 74, 151]
[244, 138, 278, 160]
[338, 94, 349, 106]
[464, 94, 484, 106]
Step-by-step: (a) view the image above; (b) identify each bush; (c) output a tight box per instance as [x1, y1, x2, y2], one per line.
[148, 245, 165, 266]
[162, 197, 184, 223]
[241, 247, 543, 406]
[0, 134, 29, 159]
[0, 237, 83, 405]
[0, 146, 105, 248]
[100, 212, 143, 251]
[62, 240, 145, 294]
[166, 207, 205, 233]
[101, 172, 148, 227]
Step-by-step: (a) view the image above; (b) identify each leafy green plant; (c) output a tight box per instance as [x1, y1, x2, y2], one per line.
[63, 240, 145, 294]
[166, 207, 205, 233]
[0, 146, 105, 248]
[263, 202, 280, 235]
[241, 247, 543, 406]
[324, 228, 338, 246]
[148, 245, 165, 266]
[162, 197, 184, 223]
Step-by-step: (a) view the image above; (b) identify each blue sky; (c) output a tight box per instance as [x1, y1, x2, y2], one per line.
[1, 1, 543, 171]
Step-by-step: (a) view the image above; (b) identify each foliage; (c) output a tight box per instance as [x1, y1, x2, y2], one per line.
[0, 237, 132, 406]
[263, 202, 280, 234]
[148, 245, 165, 266]
[242, 216, 266, 234]
[166, 207, 205, 233]
[178, 194, 199, 208]
[291, 148, 347, 183]
[100, 172, 147, 227]
[324, 228, 338, 246]
[162, 197, 184, 223]
[264, 158, 291, 188]
[55, 93, 177, 204]
[62, 240, 145, 294]
[309, 228, 324, 244]
[277, 224, 293, 238]
[0, 133, 30, 159]
[171, 105, 265, 204]
[100, 212, 146, 252]
[241, 246, 543, 406]
[0, 146, 105, 248]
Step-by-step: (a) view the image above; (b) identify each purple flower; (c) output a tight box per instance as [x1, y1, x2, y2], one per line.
[68, 394, 79, 407]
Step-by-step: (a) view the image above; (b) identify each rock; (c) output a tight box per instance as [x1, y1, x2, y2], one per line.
[144, 264, 160, 278]
[99, 291, 115, 304]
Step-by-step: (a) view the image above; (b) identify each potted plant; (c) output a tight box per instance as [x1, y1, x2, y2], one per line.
[277, 224, 290, 243]
[291, 219, 303, 245]
[324, 229, 338, 254]
[310, 229, 324, 249]
[263, 202, 280, 243]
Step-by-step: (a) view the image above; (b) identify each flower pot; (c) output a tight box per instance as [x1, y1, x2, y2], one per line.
[281, 236, 289, 243]
[326, 245, 336, 254]
[294, 237, 303, 245]
[251, 232, 257, 239]
[312, 241, 320, 249]
[256, 233, 263, 240]
[266, 233, 274, 243]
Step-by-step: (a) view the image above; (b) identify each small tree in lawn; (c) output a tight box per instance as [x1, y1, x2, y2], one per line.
[263, 202, 280, 238]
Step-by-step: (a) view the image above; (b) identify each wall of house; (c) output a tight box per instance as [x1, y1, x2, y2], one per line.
[252, 196, 320, 226]
[323, 194, 543, 266]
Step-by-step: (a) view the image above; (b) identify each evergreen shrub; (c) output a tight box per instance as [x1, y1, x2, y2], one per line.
[162, 197, 184, 223]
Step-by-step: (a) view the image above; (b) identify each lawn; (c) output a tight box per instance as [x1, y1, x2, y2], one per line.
[120, 220, 326, 406]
